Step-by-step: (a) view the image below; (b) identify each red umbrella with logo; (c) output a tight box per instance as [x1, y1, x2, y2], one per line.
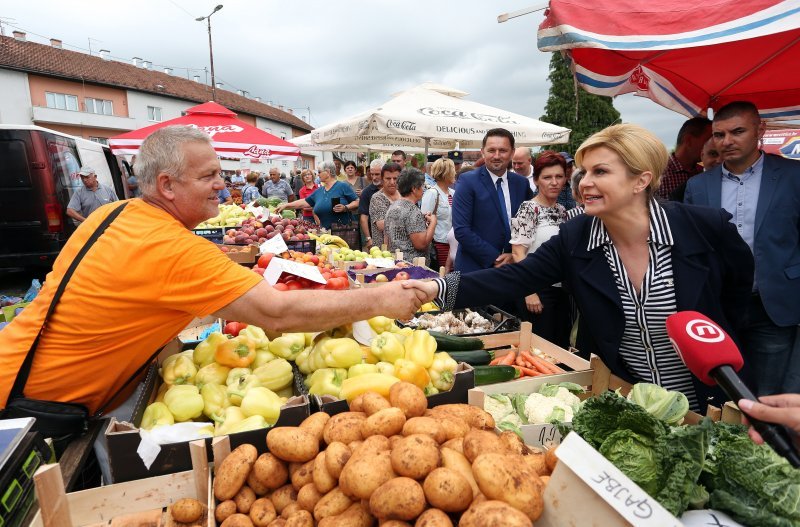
[537, 0, 800, 119]
[108, 101, 300, 160]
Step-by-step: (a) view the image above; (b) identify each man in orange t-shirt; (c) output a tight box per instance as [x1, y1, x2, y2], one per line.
[0, 126, 427, 417]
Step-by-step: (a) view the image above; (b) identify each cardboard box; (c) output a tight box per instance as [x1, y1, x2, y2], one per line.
[104, 339, 310, 483]
[215, 243, 259, 265]
[310, 362, 475, 415]
[30, 440, 212, 527]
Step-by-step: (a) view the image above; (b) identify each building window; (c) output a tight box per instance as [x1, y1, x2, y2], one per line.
[85, 97, 113, 115]
[45, 92, 79, 111]
[147, 106, 162, 121]
[89, 136, 109, 145]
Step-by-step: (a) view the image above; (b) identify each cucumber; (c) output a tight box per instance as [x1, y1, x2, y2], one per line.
[428, 331, 485, 351]
[444, 350, 495, 366]
[473, 365, 519, 385]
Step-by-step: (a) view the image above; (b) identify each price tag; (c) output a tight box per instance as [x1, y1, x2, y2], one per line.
[264, 257, 326, 285]
[680, 510, 744, 527]
[260, 235, 288, 255]
[521, 423, 563, 449]
[555, 432, 680, 526]
[365, 258, 395, 268]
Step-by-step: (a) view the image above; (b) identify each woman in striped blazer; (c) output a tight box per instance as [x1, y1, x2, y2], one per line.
[421, 124, 754, 410]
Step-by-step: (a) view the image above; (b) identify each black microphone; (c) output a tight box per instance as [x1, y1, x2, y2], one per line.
[666, 311, 800, 468]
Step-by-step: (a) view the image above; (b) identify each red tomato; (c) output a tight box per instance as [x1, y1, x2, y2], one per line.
[223, 321, 247, 336]
[332, 269, 347, 279]
[286, 281, 303, 291]
[321, 271, 332, 281]
[272, 283, 289, 291]
[257, 253, 274, 268]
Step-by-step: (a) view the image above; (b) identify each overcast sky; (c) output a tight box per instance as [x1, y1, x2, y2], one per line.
[4, 0, 686, 148]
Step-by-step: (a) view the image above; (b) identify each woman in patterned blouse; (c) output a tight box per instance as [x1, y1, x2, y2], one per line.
[510, 151, 571, 348]
[384, 168, 437, 265]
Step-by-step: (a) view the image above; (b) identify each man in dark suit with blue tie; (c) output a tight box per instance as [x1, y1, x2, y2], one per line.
[685, 100, 800, 395]
[452, 128, 534, 273]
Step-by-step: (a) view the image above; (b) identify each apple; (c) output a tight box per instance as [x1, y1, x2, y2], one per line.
[223, 321, 247, 336]
[394, 271, 410, 281]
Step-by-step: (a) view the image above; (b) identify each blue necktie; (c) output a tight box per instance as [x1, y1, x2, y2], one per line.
[496, 178, 510, 236]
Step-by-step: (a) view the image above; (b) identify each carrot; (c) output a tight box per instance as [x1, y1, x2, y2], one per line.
[499, 352, 516, 366]
[489, 357, 502, 366]
[514, 365, 541, 377]
[530, 355, 561, 375]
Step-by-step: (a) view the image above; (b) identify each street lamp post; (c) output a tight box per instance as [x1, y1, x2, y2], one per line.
[196, 4, 223, 101]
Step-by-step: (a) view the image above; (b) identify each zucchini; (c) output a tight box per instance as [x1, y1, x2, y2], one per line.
[444, 350, 495, 366]
[428, 331, 484, 351]
[473, 365, 519, 385]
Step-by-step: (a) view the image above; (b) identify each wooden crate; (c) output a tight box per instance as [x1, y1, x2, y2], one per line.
[29, 440, 211, 527]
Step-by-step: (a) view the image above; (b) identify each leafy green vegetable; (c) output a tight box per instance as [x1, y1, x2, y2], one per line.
[546, 406, 566, 424]
[702, 422, 800, 527]
[255, 197, 270, 207]
[599, 430, 665, 496]
[628, 383, 690, 425]
[538, 383, 560, 397]
[511, 393, 529, 424]
[265, 197, 283, 208]
[652, 418, 712, 515]
[571, 390, 668, 450]
[281, 209, 296, 219]
[557, 381, 585, 394]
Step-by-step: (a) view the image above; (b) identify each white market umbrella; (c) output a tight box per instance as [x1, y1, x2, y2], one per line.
[289, 133, 447, 154]
[310, 86, 570, 152]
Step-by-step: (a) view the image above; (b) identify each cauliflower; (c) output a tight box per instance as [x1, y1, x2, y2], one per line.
[483, 394, 513, 423]
[537, 384, 582, 411]
[499, 412, 524, 428]
[523, 393, 575, 424]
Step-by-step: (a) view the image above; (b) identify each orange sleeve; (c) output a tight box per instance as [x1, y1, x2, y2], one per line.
[158, 237, 264, 317]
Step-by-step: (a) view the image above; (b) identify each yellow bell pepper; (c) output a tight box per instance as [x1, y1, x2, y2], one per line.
[375, 361, 395, 377]
[269, 333, 306, 361]
[163, 384, 204, 422]
[252, 349, 277, 369]
[227, 374, 261, 406]
[226, 367, 252, 386]
[155, 382, 170, 403]
[321, 338, 363, 369]
[394, 358, 431, 389]
[160, 354, 198, 385]
[221, 415, 269, 435]
[391, 326, 414, 343]
[200, 383, 230, 422]
[307, 368, 347, 397]
[276, 386, 294, 399]
[239, 325, 270, 352]
[193, 332, 228, 368]
[339, 373, 400, 402]
[294, 347, 313, 375]
[348, 363, 379, 378]
[195, 363, 231, 389]
[329, 324, 353, 339]
[240, 387, 282, 424]
[403, 330, 437, 368]
[428, 352, 459, 391]
[214, 406, 246, 436]
[361, 345, 379, 364]
[140, 402, 174, 430]
[368, 316, 395, 334]
[370, 332, 405, 363]
[252, 358, 294, 391]
[215, 337, 256, 368]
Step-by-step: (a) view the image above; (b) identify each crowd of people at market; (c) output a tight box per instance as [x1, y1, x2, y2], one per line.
[1, 99, 798, 464]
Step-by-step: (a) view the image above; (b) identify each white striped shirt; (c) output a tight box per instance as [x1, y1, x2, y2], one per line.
[588, 200, 698, 410]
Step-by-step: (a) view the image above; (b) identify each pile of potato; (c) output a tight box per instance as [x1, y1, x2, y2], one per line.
[211, 382, 558, 527]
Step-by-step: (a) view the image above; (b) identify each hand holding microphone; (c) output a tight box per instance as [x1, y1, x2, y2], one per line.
[666, 311, 800, 467]
[738, 395, 800, 450]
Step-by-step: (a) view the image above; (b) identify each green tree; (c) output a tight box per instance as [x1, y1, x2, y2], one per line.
[541, 52, 620, 154]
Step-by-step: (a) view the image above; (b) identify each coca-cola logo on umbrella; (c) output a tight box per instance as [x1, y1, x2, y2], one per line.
[190, 124, 244, 137]
[244, 145, 273, 158]
[418, 107, 518, 125]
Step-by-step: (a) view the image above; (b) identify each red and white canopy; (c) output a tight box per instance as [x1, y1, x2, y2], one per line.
[537, 0, 800, 120]
[108, 101, 300, 160]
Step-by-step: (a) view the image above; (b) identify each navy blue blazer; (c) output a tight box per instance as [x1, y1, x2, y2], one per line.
[684, 154, 800, 327]
[452, 202, 754, 407]
[452, 166, 533, 273]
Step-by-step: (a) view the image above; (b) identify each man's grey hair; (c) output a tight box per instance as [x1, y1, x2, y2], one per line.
[137, 126, 211, 195]
[369, 158, 384, 170]
[318, 161, 337, 175]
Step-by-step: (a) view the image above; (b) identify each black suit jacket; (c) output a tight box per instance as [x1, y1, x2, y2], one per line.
[453, 201, 754, 407]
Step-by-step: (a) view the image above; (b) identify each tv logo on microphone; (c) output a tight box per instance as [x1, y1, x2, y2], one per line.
[685, 319, 725, 343]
